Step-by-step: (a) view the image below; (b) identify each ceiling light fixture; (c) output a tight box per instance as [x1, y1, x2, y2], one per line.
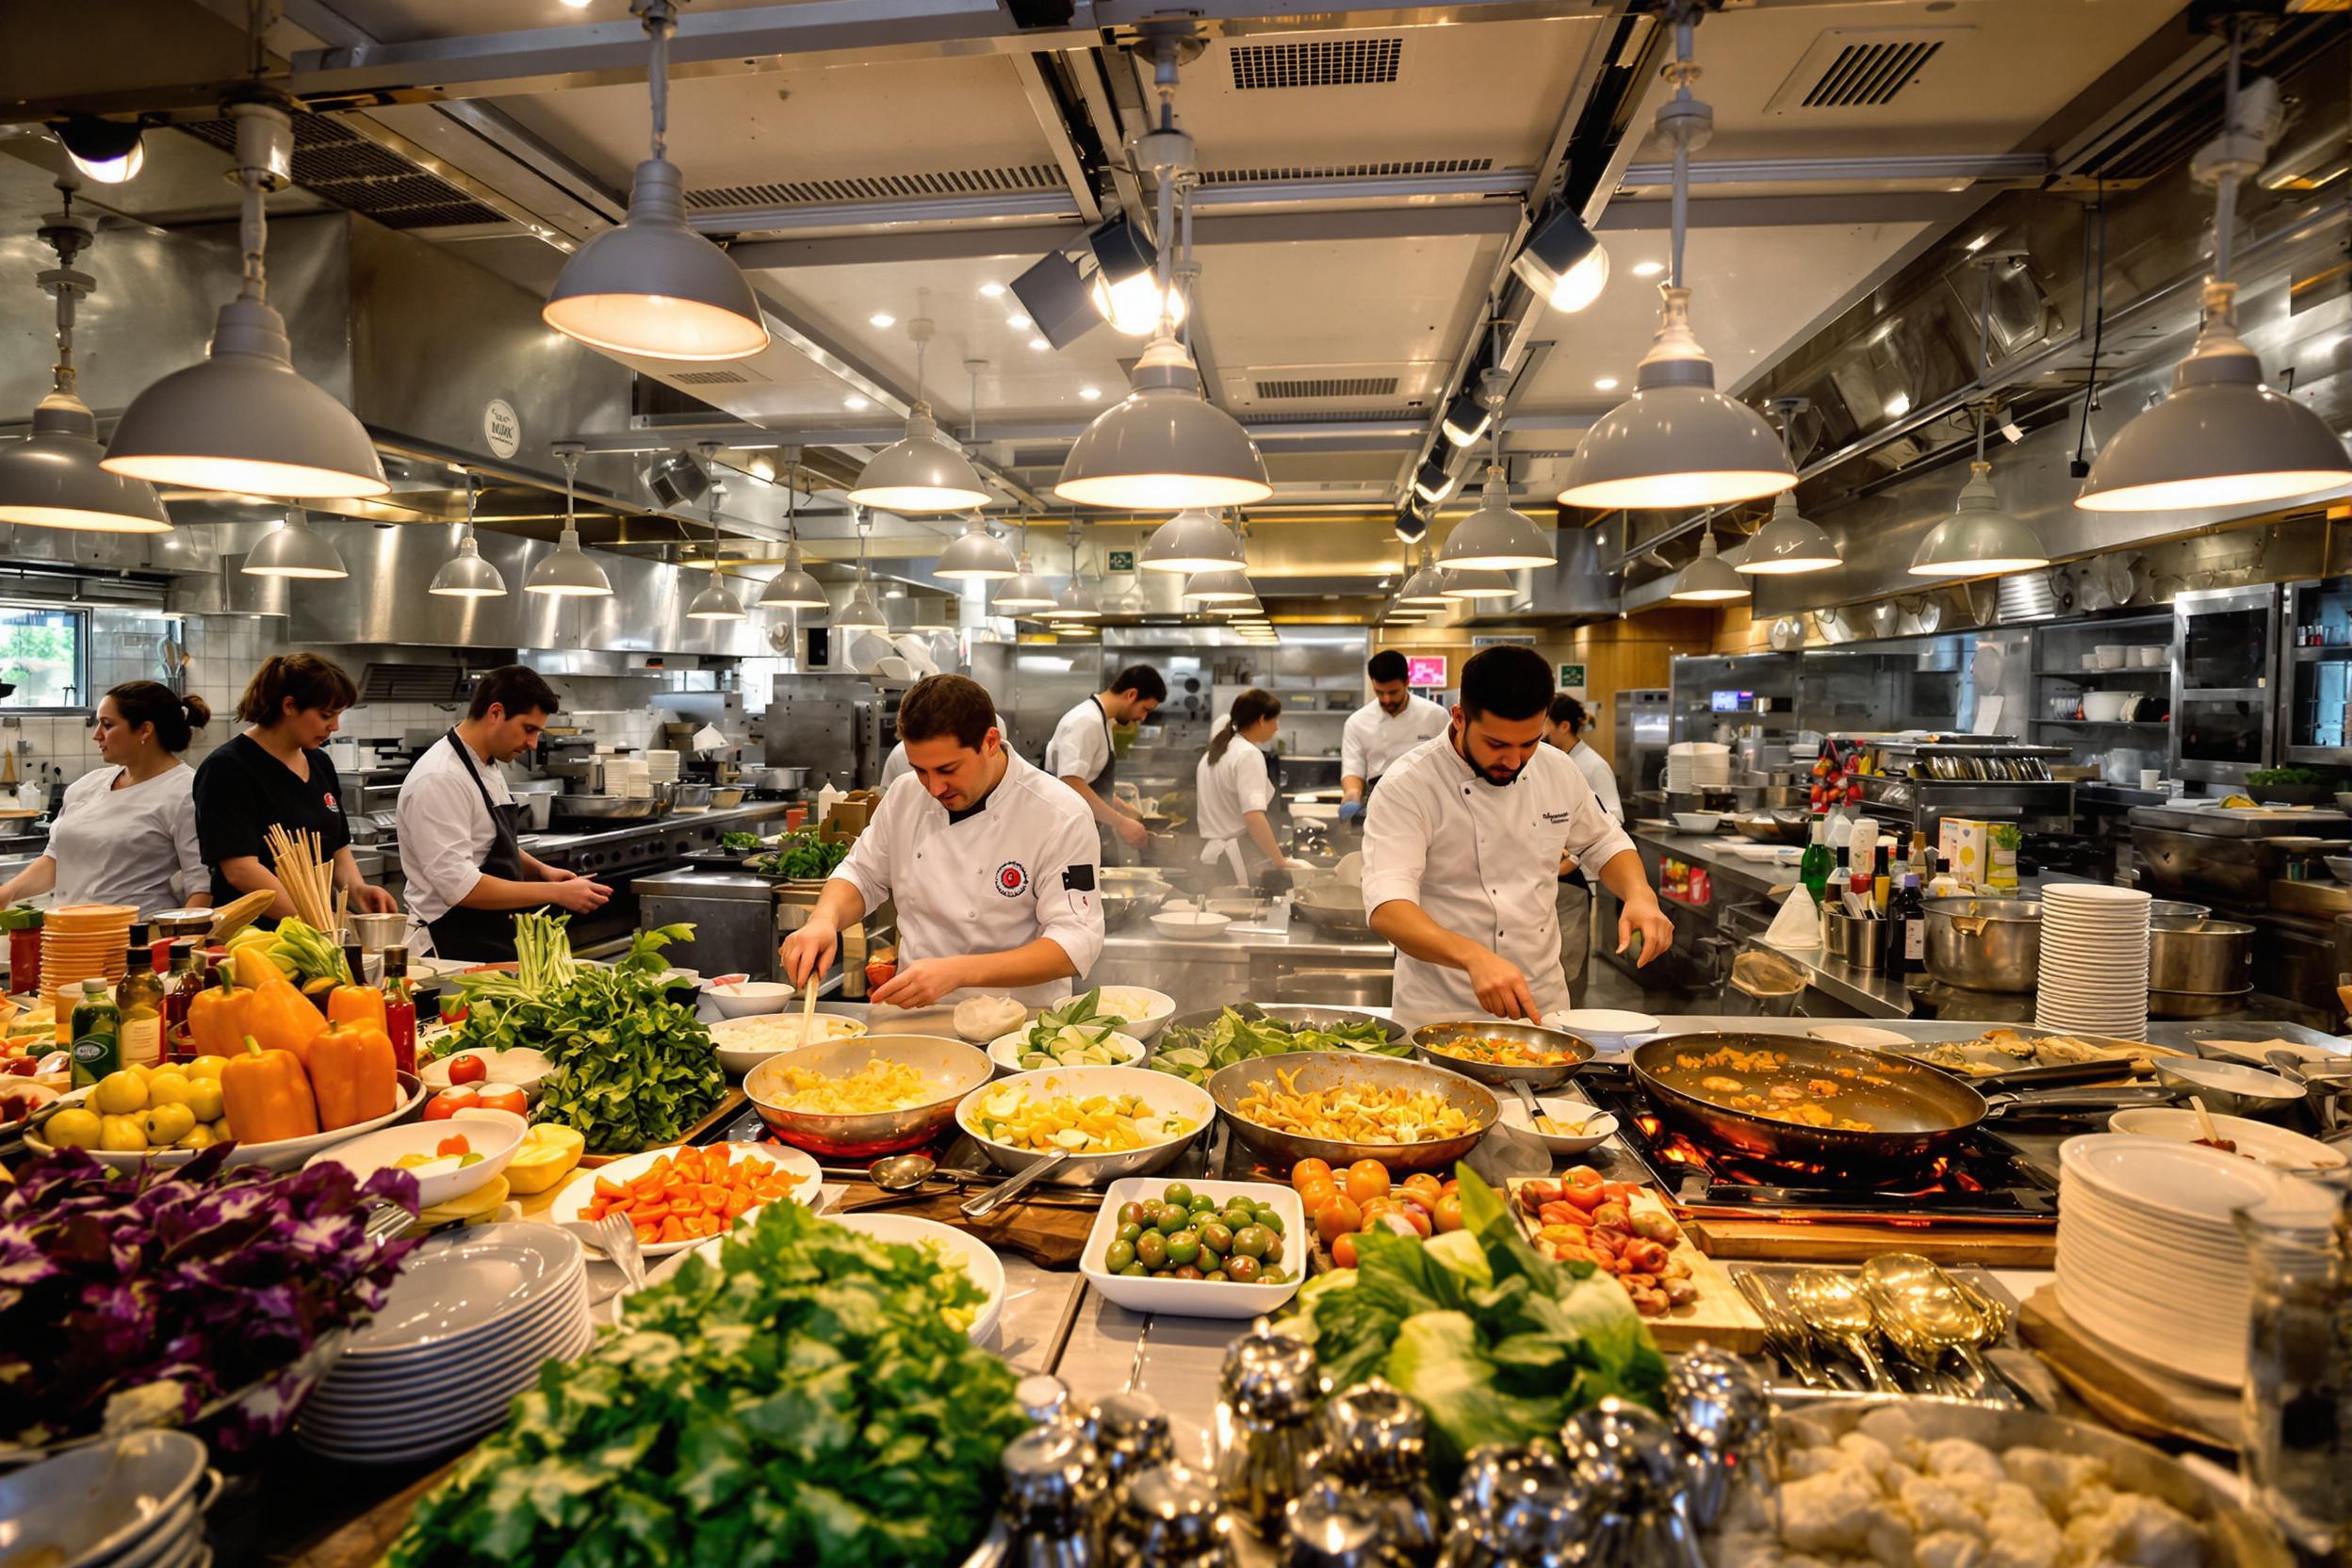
[1412, 460, 1457, 506]
[1439, 567, 1515, 601]
[1668, 527, 1750, 602]
[2077, 22, 2351, 512]
[755, 449, 828, 612]
[844, 395, 870, 411]
[979, 283, 1005, 299]
[869, 312, 895, 328]
[526, 440, 615, 596]
[50, 115, 145, 186]
[1556, 6, 1793, 512]
[1441, 384, 1492, 449]
[850, 317, 991, 513]
[430, 471, 509, 597]
[1045, 521, 1103, 619]
[1735, 398, 1839, 575]
[1632, 260, 1664, 278]
[0, 184, 172, 532]
[994, 514, 1059, 612]
[1512, 199, 1609, 314]
[1395, 503, 1429, 544]
[1140, 507, 1245, 573]
[540, 1, 767, 361]
[103, 100, 388, 499]
[1085, 213, 1186, 337]
[1184, 565, 1256, 604]
[936, 512, 1019, 580]
[1054, 27, 1272, 512]
[1400, 544, 1450, 605]
[1440, 324, 1555, 571]
[1911, 258, 2049, 578]
[836, 513, 889, 633]
[241, 505, 348, 579]
[1593, 377, 1620, 392]
[1030, 337, 1051, 352]
[684, 480, 745, 621]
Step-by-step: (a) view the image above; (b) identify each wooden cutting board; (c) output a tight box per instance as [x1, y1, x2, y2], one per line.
[1683, 1215, 2056, 1267]
[1506, 1178, 1766, 1351]
[2017, 1284, 2241, 1453]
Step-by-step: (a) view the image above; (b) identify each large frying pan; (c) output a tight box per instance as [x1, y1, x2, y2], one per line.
[1631, 1032, 2171, 1171]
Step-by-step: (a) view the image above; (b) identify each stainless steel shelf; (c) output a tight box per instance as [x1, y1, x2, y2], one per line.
[2031, 719, 2167, 728]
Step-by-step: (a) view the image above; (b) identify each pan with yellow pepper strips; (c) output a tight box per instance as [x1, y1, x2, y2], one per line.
[1207, 1050, 1497, 1173]
[956, 1065, 1215, 1187]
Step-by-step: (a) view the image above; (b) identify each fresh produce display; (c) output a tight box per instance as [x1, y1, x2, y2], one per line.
[387, 1198, 1024, 1568]
[440, 917, 724, 1154]
[717, 830, 764, 852]
[1289, 1157, 1462, 1270]
[580, 1142, 810, 1247]
[224, 917, 351, 991]
[1272, 1166, 1665, 1473]
[40, 1055, 230, 1153]
[1013, 988, 1135, 1069]
[423, 1084, 529, 1120]
[1233, 1066, 1480, 1147]
[499, 1123, 586, 1195]
[1510, 1170, 1699, 1316]
[0, 1146, 418, 1451]
[1150, 1007, 1409, 1086]
[747, 830, 853, 881]
[774, 1056, 938, 1115]
[2245, 765, 2335, 790]
[1102, 1181, 1292, 1285]
[967, 1086, 1199, 1153]
[393, 1131, 489, 1178]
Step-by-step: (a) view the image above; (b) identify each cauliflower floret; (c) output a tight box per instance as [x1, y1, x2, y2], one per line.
[1916, 1530, 1988, 1568]
[2001, 1446, 2111, 1514]
[1857, 1405, 1928, 1466]
[1981, 1502, 2064, 1568]
[1782, 1465, 1893, 1557]
[1836, 1430, 1901, 1482]
[1900, 1473, 1985, 1538]
[1863, 1511, 1917, 1568]
[1787, 1446, 1859, 1481]
[2061, 1492, 2206, 1568]
[1717, 1525, 1784, 1568]
[1922, 1438, 2007, 1487]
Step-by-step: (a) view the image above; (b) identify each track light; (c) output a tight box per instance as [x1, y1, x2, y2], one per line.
[50, 116, 144, 185]
[643, 449, 711, 511]
[1441, 388, 1491, 449]
[1085, 215, 1186, 337]
[1512, 201, 1609, 314]
[1413, 460, 1457, 506]
[1395, 505, 1428, 544]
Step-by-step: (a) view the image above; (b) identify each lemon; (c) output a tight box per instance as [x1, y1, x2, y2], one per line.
[141, 1103, 196, 1146]
[182, 1079, 223, 1122]
[98, 1113, 149, 1152]
[177, 1123, 219, 1151]
[185, 1055, 227, 1081]
[146, 1071, 196, 1107]
[93, 1070, 148, 1115]
[43, 1107, 102, 1149]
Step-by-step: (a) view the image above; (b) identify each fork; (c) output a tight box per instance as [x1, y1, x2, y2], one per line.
[560, 1216, 648, 1293]
[1734, 1270, 1829, 1390]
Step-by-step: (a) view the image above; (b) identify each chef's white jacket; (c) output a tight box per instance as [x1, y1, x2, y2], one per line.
[878, 712, 1008, 792]
[1566, 740, 1624, 823]
[1341, 695, 1447, 787]
[1360, 735, 1638, 1027]
[396, 732, 513, 931]
[1194, 735, 1275, 883]
[830, 747, 1103, 1006]
[1045, 696, 1114, 787]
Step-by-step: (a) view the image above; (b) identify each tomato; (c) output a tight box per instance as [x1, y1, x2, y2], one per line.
[1563, 1165, 1605, 1188]
[1561, 1182, 1609, 1213]
[1432, 1193, 1464, 1233]
[1329, 1233, 1360, 1270]
[1343, 1159, 1392, 1205]
[474, 1084, 529, 1116]
[446, 1054, 487, 1086]
[422, 1087, 478, 1121]
[1290, 1157, 1333, 1193]
[1401, 1172, 1443, 1205]
[865, 960, 896, 989]
[1314, 1196, 1363, 1243]
[435, 1135, 471, 1157]
[1297, 1178, 1338, 1214]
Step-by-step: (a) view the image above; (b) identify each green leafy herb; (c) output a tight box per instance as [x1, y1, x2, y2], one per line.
[718, 830, 764, 852]
[388, 1200, 1026, 1568]
[1148, 1006, 1409, 1086]
[2246, 766, 2337, 789]
[749, 831, 853, 881]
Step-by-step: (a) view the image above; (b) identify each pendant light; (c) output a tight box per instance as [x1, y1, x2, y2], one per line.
[1669, 527, 1750, 602]
[103, 100, 387, 499]
[1044, 522, 1103, 620]
[1440, 567, 1516, 601]
[1140, 507, 1245, 573]
[1054, 35, 1272, 510]
[756, 450, 828, 612]
[1184, 566, 1255, 604]
[935, 513, 1018, 580]
[685, 481, 745, 621]
[994, 515, 1059, 612]
[526, 441, 614, 596]
[1912, 260, 2049, 578]
[835, 510, 889, 633]
[0, 186, 172, 532]
[242, 505, 348, 579]
[1557, 7, 1792, 512]
[429, 473, 508, 596]
[1399, 544, 1450, 605]
[1439, 334, 1556, 571]
[2077, 23, 2350, 512]
[1735, 398, 1840, 575]
[850, 318, 991, 514]
[541, 1, 766, 361]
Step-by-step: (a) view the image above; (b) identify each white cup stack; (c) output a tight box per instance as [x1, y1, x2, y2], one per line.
[646, 748, 681, 785]
[2034, 883, 2150, 1037]
[606, 757, 652, 800]
[1665, 742, 1732, 796]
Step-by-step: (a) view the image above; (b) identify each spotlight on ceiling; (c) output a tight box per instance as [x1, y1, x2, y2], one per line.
[1394, 506, 1428, 544]
[1008, 252, 1097, 351]
[50, 115, 144, 185]
[643, 449, 711, 511]
[1512, 201, 1609, 314]
[1412, 460, 1457, 506]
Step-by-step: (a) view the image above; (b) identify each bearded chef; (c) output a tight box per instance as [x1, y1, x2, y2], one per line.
[781, 674, 1103, 1008]
[1362, 645, 1673, 1026]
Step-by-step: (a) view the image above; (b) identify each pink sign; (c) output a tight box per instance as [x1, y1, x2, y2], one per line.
[1406, 655, 1448, 689]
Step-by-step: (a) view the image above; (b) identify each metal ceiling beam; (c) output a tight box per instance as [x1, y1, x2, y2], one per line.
[1596, 191, 1991, 231]
[1006, 51, 1103, 228]
[569, 417, 1467, 454]
[1616, 153, 2051, 188]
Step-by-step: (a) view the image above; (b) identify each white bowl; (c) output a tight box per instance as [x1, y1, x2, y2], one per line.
[0, 1430, 211, 1567]
[1079, 1177, 1305, 1316]
[1544, 1008, 1658, 1037]
[956, 1066, 1215, 1181]
[1092, 986, 1178, 1043]
[708, 1009, 869, 1076]
[824, 1213, 1005, 1342]
[2093, 645, 2129, 669]
[2134, 645, 2167, 667]
[1671, 810, 1725, 833]
[2106, 1106, 2346, 1174]
[707, 981, 797, 1019]
[24, 1072, 429, 1173]
[1151, 910, 1232, 941]
[988, 1028, 1147, 1076]
[419, 1046, 554, 1101]
[304, 1110, 525, 1209]
[1495, 1095, 1620, 1155]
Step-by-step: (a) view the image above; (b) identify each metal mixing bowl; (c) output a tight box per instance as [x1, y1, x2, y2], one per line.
[743, 1034, 993, 1156]
[955, 1065, 1215, 1186]
[1409, 1021, 1594, 1091]
[1207, 1050, 1497, 1173]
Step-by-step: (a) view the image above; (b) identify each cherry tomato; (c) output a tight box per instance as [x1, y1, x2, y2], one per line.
[1297, 1178, 1338, 1215]
[1343, 1159, 1392, 1205]
[436, 1134, 470, 1157]
[1314, 1195, 1363, 1243]
[1401, 1172, 1443, 1205]
[474, 1084, 528, 1116]
[1563, 1165, 1605, 1188]
[1330, 1233, 1361, 1270]
[866, 960, 896, 989]
[446, 1054, 487, 1086]
[422, 1087, 479, 1121]
[1432, 1194, 1465, 1233]
[1290, 1157, 1333, 1192]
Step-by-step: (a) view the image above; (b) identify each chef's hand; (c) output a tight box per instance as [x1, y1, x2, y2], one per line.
[1113, 815, 1150, 851]
[352, 884, 398, 915]
[1337, 801, 1364, 825]
[1465, 948, 1539, 1021]
[870, 957, 965, 1009]
[546, 875, 611, 914]
[1619, 896, 1674, 968]
[780, 919, 838, 986]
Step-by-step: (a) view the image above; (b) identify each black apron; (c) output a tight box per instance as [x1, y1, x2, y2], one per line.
[1088, 696, 1119, 795]
[423, 731, 535, 963]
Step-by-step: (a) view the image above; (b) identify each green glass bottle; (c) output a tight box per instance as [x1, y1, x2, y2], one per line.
[70, 978, 121, 1087]
[1798, 817, 1833, 907]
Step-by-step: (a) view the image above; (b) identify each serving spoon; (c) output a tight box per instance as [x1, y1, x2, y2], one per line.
[1860, 1253, 2021, 1407]
[1787, 1269, 1901, 1394]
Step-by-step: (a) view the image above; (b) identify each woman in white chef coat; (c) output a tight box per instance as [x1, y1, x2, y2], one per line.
[0, 682, 210, 916]
[1362, 646, 1673, 1026]
[1194, 689, 1305, 889]
[781, 674, 1103, 1009]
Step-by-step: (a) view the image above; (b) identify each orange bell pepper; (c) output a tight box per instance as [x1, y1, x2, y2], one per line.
[220, 1035, 319, 1145]
[244, 970, 325, 1066]
[326, 980, 386, 1035]
[187, 971, 254, 1059]
[307, 1020, 398, 1131]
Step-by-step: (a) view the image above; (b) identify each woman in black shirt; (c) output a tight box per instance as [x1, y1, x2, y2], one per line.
[193, 654, 396, 919]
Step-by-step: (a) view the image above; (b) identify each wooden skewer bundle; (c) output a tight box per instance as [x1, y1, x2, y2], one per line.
[265, 824, 340, 933]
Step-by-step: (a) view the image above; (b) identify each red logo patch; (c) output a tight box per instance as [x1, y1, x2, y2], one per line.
[994, 861, 1029, 897]
[322, 792, 338, 809]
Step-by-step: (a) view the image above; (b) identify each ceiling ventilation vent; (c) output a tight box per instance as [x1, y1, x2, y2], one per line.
[1200, 157, 1491, 185]
[1251, 408, 1420, 425]
[1764, 28, 1966, 113]
[1229, 37, 1403, 90]
[686, 167, 1062, 209]
[177, 113, 504, 229]
[1254, 376, 1399, 400]
[359, 662, 471, 704]
[669, 368, 754, 385]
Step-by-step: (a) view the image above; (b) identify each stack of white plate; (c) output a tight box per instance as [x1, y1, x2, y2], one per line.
[2034, 883, 2150, 1037]
[0, 1430, 216, 1568]
[645, 748, 680, 784]
[1664, 742, 1731, 795]
[298, 1224, 592, 1463]
[606, 756, 652, 800]
[2055, 1133, 2336, 1386]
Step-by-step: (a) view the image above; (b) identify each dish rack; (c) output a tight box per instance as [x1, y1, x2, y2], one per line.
[1848, 741, 2077, 840]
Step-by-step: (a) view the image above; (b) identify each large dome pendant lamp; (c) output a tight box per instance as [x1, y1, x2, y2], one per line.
[430, 471, 508, 597]
[0, 185, 171, 532]
[835, 509, 890, 635]
[103, 101, 387, 499]
[1913, 258, 2049, 578]
[1054, 25, 1272, 512]
[526, 442, 615, 596]
[241, 505, 348, 580]
[1734, 398, 1840, 575]
[1557, 6, 1793, 513]
[2078, 21, 2350, 513]
[1437, 310, 1555, 571]
[756, 449, 828, 614]
[994, 514, 1059, 613]
[542, 0, 767, 362]
[1667, 526, 1749, 602]
[851, 318, 992, 514]
[684, 481, 746, 622]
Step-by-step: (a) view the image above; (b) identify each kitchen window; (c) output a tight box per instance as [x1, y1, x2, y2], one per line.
[0, 605, 90, 712]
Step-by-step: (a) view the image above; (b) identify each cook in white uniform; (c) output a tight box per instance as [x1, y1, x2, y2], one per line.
[1362, 646, 1673, 1026]
[0, 682, 210, 917]
[879, 710, 1007, 792]
[784, 674, 1103, 1009]
[395, 665, 610, 960]
[1545, 694, 1622, 1009]
[1338, 649, 1446, 825]
[1046, 664, 1165, 851]
[1193, 690, 1306, 888]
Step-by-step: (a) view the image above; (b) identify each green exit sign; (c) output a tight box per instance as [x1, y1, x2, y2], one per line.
[1106, 549, 1135, 572]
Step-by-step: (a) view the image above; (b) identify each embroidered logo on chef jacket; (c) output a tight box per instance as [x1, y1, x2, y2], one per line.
[323, 792, 338, 809]
[994, 861, 1030, 897]
[1542, 809, 1572, 824]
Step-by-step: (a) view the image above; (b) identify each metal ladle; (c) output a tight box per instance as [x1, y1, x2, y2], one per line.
[1859, 1254, 2020, 1407]
[1787, 1269, 1901, 1395]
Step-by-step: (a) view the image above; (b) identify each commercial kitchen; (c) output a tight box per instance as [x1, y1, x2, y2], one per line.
[0, 3, 2348, 1567]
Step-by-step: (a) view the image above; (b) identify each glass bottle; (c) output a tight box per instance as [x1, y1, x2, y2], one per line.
[162, 939, 204, 1062]
[2234, 1196, 2349, 1560]
[1797, 819, 1832, 908]
[114, 923, 164, 1069]
[69, 978, 121, 1086]
[380, 944, 417, 1075]
[1890, 874, 1927, 976]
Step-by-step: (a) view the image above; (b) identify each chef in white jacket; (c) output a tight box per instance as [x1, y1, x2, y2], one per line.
[878, 710, 1007, 792]
[782, 674, 1102, 1009]
[1337, 649, 1447, 825]
[1362, 646, 1673, 1025]
[1193, 689, 1305, 887]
